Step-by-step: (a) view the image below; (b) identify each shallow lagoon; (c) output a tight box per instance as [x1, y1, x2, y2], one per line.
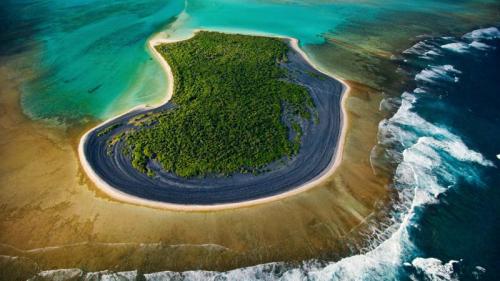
[10, 0, 498, 121]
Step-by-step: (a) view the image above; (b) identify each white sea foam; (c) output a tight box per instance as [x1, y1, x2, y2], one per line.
[379, 97, 399, 112]
[409, 258, 488, 281]
[403, 41, 433, 55]
[87, 270, 139, 281]
[403, 41, 442, 59]
[143, 263, 310, 281]
[430, 138, 494, 167]
[423, 49, 441, 58]
[413, 87, 426, 94]
[27, 269, 140, 281]
[358, 88, 493, 278]
[469, 41, 491, 50]
[441, 42, 469, 53]
[28, 269, 84, 281]
[415, 65, 461, 83]
[410, 258, 459, 281]
[464, 27, 500, 40]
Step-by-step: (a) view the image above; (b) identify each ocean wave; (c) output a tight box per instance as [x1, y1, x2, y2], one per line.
[415, 65, 461, 83]
[469, 41, 492, 50]
[410, 258, 459, 281]
[463, 27, 500, 40]
[441, 41, 495, 53]
[403, 41, 434, 55]
[422, 50, 441, 58]
[26, 268, 140, 281]
[441, 42, 469, 53]
[413, 88, 426, 94]
[408, 257, 487, 281]
[403, 41, 442, 59]
[405, 27, 499, 60]
[304, 27, 496, 281]
[441, 27, 499, 54]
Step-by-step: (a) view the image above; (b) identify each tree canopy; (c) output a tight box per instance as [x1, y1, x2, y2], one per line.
[117, 31, 314, 177]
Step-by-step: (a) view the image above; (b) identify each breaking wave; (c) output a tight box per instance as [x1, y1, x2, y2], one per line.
[441, 42, 470, 53]
[414, 65, 461, 83]
[404, 27, 498, 59]
[463, 27, 500, 40]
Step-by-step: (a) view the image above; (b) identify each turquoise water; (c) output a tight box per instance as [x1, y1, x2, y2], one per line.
[7, 0, 496, 121]
[171, 0, 468, 45]
[16, 0, 184, 121]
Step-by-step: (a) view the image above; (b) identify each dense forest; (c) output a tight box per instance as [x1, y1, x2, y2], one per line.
[117, 32, 314, 177]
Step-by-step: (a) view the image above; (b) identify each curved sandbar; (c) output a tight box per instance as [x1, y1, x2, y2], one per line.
[79, 30, 350, 211]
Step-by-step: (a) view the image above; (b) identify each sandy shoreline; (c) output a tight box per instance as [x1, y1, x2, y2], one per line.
[78, 29, 351, 211]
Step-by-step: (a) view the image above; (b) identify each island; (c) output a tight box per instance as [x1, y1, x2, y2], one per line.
[79, 31, 347, 209]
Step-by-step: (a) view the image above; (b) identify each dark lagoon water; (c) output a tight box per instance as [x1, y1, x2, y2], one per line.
[1, 0, 499, 280]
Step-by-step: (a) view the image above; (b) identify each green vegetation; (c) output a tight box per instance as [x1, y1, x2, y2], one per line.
[122, 31, 314, 177]
[97, 123, 121, 137]
[128, 112, 155, 126]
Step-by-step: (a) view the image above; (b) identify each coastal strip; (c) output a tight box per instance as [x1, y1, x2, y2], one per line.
[78, 30, 351, 211]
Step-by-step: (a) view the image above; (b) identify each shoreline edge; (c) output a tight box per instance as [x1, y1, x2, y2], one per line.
[78, 29, 351, 211]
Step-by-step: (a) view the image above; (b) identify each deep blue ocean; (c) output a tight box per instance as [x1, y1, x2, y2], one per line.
[371, 27, 500, 281]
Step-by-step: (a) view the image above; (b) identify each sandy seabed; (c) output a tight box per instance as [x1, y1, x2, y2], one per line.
[0, 41, 390, 277]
